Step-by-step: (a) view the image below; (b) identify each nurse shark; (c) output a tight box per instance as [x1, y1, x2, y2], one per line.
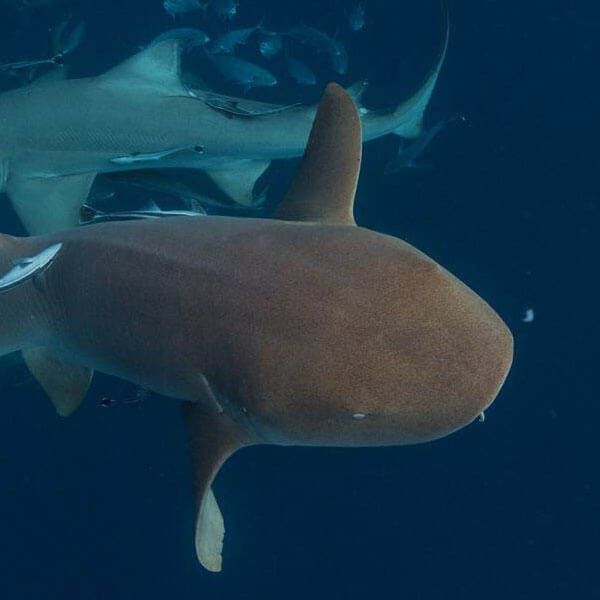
[0, 10, 448, 235]
[0, 83, 513, 572]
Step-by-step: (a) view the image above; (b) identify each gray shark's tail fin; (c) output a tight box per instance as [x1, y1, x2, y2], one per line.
[391, 1, 449, 138]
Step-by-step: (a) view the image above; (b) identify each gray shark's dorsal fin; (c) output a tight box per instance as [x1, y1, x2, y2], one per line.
[274, 83, 361, 226]
[97, 39, 185, 95]
[182, 395, 249, 572]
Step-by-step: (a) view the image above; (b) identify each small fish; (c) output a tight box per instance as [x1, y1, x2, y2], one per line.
[208, 25, 260, 55]
[0, 54, 63, 73]
[258, 31, 283, 59]
[100, 389, 150, 408]
[150, 28, 210, 51]
[164, 0, 205, 18]
[0, 243, 62, 292]
[286, 57, 316, 86]
[330, 39, 348, 75]
[209, 55, 277, 91]
[209, 0, 238, 21]
[285, 25, 348, 74]
[348, 2, 366, 32]
[385, 116, 466, 175]
[109, 146, 204, 165]
[102, 171, 228, 210]
[205, 93, 300, 116]
[285, 24, 336, 54]
[80, 203, 206, 225]
[52, 17, 85, 56]
[522, 309, 535, 323]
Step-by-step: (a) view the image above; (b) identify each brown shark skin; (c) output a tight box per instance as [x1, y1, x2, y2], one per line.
[10, 215, 512, 447]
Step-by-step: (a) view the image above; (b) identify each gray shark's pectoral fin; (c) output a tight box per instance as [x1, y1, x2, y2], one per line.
[22, 347, 92, 417]
[96, 39, 187, 96]
[182, 400, 248, 572]
[202, 160, 270, 208]
[7, 172, 96, 235]
[274, 82, 362, 226]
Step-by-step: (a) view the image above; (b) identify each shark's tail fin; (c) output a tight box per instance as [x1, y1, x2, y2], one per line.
[391, 1, 450, 139]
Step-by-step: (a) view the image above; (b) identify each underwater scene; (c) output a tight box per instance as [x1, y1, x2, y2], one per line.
[0, 0, 597, 598]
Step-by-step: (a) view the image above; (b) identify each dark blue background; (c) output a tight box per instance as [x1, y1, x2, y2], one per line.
[0, 1, 598, 598]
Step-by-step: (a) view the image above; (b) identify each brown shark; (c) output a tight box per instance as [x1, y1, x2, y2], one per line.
[0, 84, 513, 572]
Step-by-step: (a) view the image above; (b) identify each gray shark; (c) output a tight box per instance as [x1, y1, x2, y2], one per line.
[0, 10, 448, 235]
[0, 83, 513, 572]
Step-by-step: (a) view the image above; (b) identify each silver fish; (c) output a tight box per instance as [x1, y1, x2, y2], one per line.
[209, 55, 277, 90]
[163, 0, 205, 18]
[258, 31, 283, 59]
[286, 57, 316, 86]
[285, 24, 336, 54]
[110, 146, 204, 165]
[385, 116, 466, 174]
[0, 243, 62, 292]
[150, 28, 210, 51]
[79, 203, 206, 225]
[209, 0, 237, 21]
[52, 17, 86, 56]
[0, 54, 63, 73]
[208, 25, 259, 55]
[285, 25, 348, 74]
[349, 2, 366, 32]
[330, 39, 348, 75]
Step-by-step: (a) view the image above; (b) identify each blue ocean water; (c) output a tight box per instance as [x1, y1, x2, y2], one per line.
[0, 1, 597, 598]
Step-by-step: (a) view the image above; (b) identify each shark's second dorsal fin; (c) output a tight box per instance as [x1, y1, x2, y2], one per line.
[274, 83, 362, 226]
[97, 39, 185, 95]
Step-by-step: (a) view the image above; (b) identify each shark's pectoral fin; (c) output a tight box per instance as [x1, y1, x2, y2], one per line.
[274, 83, 362, 226]
[96, 39, 187, 96]
[7, 172, 96, 234]
[182, 400, 248, 572]
[202, 160, 270, 208]
[22, 347, 92, 416]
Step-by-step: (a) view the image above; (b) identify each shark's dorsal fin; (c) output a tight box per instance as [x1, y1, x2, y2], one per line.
[97, 39, 186, 95]
[274, 83, 362, 226]
[182, 388, 249, 572]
